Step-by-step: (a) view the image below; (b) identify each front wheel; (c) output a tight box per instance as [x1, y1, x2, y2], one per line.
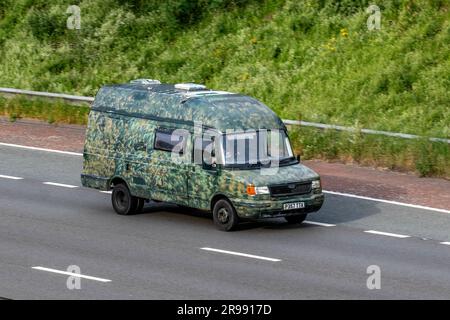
[284, 213, 308, 224]
[213, 199, 239, 231]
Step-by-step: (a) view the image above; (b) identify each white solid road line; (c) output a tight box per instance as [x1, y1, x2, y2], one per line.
[100, 191, 112, 194]
[440, 242, 450, 246]
[323, 190, 450, 214]
[364, 230, 411, 239]
[43, 182, 78, 189]
[200, 247, 281, 262]
[31, 266, 111, 282]
[0, 142, 83, 156]
[0, 174, 24, 180]
[304, 220, 336, 227]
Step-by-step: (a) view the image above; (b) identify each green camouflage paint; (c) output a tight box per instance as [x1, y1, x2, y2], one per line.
[81, 82, 324, 219]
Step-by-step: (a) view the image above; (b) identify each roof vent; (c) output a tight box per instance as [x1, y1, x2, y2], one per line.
[130, 79, 161, 85]
[175, 83, 207, 91]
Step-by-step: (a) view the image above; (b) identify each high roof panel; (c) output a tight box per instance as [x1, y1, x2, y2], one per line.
[92, 82, 285, 131]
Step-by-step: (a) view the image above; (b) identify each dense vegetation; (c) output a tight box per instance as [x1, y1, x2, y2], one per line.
[0, 96, 89, 124]
[0, 0, 449, 177]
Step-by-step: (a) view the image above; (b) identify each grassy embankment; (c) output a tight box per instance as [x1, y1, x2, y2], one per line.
[0, 0, 448, 177]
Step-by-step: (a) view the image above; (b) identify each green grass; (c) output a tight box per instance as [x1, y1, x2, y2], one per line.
[0, 0, 449, 177]
[288, 126, 450, 178]
[0, 96, 89, 125]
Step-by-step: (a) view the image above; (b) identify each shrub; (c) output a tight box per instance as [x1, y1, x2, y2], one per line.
[27, 9, 66, 41]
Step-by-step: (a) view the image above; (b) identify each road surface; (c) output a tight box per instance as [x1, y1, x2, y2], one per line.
[0, 144, 449, 299]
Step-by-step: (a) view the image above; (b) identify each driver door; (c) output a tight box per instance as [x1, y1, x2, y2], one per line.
[187, 133, 219, 210]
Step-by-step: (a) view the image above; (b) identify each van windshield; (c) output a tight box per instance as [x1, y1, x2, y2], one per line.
[219, 130, 296, 169]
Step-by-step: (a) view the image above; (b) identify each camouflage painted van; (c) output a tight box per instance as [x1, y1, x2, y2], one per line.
[81, 80, 324, 231]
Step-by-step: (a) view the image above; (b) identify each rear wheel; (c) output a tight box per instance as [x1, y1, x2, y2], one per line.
[213, 199, 239, 231]
[112, 183, 139, 215]
[285, 213, 308, 224]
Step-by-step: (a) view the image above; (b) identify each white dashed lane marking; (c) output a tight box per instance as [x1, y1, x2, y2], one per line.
[0, 175, 24, 180]
[364, 230, 411, 239]
[0, 142, 82, 156]
[304, 221, 336, 227]
[200, 247, 281, 262]
[32, 266, 111, 283]
[43, 182, 78, 189]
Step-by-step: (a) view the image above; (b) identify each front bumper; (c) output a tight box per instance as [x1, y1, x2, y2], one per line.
[231, 193, 325, 219]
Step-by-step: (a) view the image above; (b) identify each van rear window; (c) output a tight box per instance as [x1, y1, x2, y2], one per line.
[154, 128, 187, 154]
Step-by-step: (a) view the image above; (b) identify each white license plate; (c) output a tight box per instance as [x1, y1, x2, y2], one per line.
[283, 202, 305, 210]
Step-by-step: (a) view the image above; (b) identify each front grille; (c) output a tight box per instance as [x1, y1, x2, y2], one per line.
[269, 182, 312, 197]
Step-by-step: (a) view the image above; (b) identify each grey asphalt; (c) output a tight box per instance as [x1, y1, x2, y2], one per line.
[0, 145, 449, 299]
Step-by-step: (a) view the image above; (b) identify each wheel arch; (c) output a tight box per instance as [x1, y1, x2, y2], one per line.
[210, 193, 233, 212]
[109, 176, 130, 190]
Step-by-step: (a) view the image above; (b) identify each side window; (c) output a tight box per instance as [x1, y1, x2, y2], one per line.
[154, 128, 188, 154]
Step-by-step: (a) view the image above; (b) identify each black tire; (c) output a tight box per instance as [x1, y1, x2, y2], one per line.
[135, 198, 145, 213]
[112, 183, 139, 215]
[213, 199, 239, 231]
[285, 213, 308, 224]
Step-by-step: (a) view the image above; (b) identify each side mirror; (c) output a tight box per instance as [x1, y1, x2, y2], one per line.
[296, 154, 301, 162]
[203, 162, 218, 173]
[211, 156, 217, 167]
[208, 156, 218, 166]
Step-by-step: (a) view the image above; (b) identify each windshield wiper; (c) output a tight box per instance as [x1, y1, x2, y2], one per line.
[279, 156, 296, 164]
[224, 158, 296, 169]
[224, 162, 261, 170]
[242, 163, 262, 169]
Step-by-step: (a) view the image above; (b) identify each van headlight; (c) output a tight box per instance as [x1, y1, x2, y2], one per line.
[312, 180, 321, 189]
[246, 184, 270, 196]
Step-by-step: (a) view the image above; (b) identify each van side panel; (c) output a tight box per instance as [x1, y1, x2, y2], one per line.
[120, 117, 156, 199]
[81, 110, 120, 190]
